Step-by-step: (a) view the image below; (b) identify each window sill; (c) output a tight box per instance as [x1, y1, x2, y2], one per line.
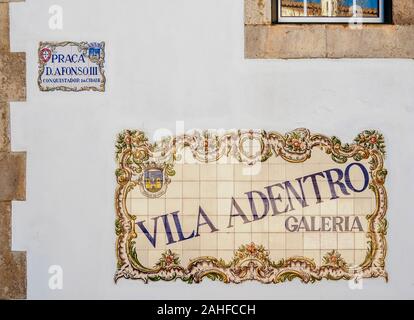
[245, 0, 414, 59]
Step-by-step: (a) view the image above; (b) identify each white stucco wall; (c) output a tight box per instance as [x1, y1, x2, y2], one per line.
[8, 0, 414, 299]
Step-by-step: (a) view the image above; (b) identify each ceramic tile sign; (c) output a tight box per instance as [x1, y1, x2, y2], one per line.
[278, 0, 384, 23]
[114, 129, 388, 284]
[38, 41, 105, 92]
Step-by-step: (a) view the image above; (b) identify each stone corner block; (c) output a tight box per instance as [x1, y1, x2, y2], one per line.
[0, 52, 26, 102]
[326, 25, 414, 59]
[0, 102, 11, 152]
[0, 201, 12, 253]
[0, 152, 26, 201]
[245, 25, 269, 58]
[393, 0, 414, 25]
[0, 251, 27, 299]
[0, 2, 10, 52]
[245, 24, 327, 59]
[245, 0, 272, 25]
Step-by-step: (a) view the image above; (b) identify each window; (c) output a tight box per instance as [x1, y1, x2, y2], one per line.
[277, 0, 385, 23]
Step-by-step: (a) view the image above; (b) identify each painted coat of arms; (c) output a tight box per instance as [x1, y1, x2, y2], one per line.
[114, 129, 388, 284]
[38, 41, 106, 92]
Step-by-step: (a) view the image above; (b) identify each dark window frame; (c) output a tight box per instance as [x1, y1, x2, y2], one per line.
[271, 0, 392, 24]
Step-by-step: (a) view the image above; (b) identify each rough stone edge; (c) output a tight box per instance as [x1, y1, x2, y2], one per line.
[393, 0, 414, 25]
[0, 0, 27, 300]
[0, 152, 26, 201]
[244, 0, 414, 59]
[245, 0, 272, 25]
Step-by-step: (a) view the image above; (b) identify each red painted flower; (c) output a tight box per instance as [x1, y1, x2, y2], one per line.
[369, 136, 377, 144]
[246, 243, 257, 255]
[290, 138, 305, 151]
[165, 255, 174, 265]
[293, 140, 301, 148]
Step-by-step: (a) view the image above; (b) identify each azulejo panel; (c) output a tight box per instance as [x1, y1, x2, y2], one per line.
[38, 41, 105, 92]
[114, 128, 387, 284]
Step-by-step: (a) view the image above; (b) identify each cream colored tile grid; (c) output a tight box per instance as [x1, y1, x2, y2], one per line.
[127, 148, 372, 268]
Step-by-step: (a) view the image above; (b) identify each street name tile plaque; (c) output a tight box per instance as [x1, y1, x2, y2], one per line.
[38, 41, 105, 92]
[114, 129, 388, 284]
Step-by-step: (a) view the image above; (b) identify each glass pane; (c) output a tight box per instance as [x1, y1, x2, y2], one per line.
[356, 0, 380, 17]
[281, 0, 306, 17]
[281, 0, 380, 18]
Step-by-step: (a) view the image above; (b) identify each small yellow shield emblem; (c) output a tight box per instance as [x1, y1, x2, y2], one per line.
[143, 169, 163, 193]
